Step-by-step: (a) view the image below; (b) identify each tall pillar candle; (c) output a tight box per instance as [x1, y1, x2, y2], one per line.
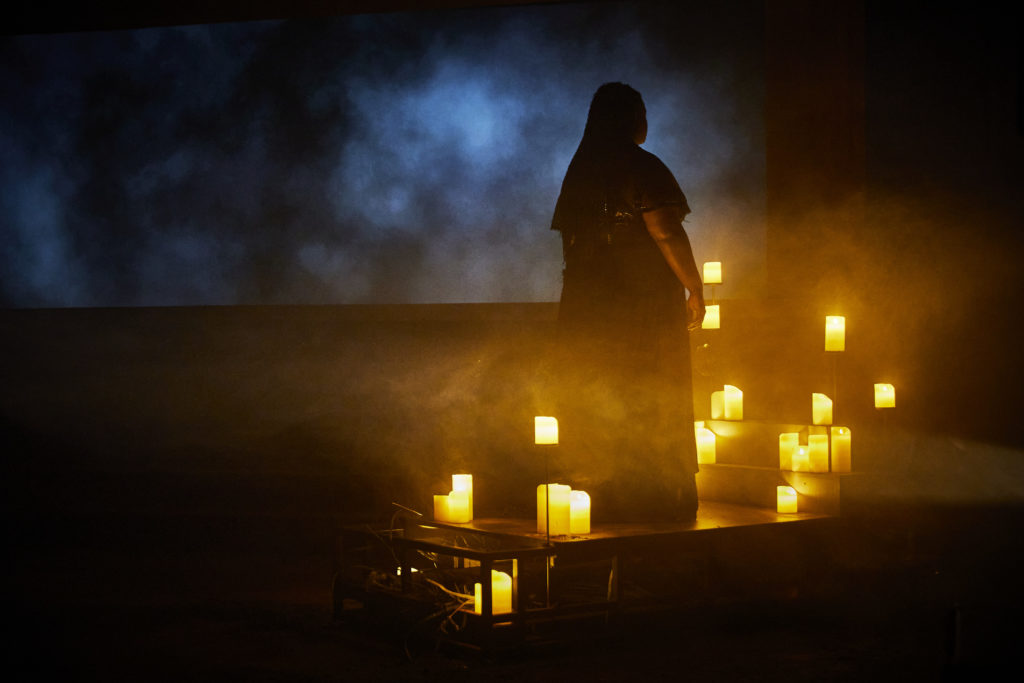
[537, 483, 571, 535]
[825, 316, 846, 352]
[808, 434, 829, 473]
[831, 427, 852, 472]
[452, 474, 473, 521]
[724, 385, 743, 420]
[696, 423, 716, 464]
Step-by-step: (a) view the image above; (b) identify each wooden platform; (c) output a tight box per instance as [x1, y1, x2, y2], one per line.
[335, 501, 838, 652]
[454, 500, 829, 543]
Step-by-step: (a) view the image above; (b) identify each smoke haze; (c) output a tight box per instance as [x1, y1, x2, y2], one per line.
[1, 1, 765, 308]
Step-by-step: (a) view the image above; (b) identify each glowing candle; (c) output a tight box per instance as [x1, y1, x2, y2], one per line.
[812, 393, 833, 425]
[777, 486, 798, 513]
[452, 474, 473, 521]
[433, 494, 450, 522]
[695, 424, 717, 464]
[792, 445, 810, 472]
[570, 490, 591, 535]
[831, 426, 851, 472]
[874, 383, 895, 408]
[535, 416, 558, 444]
[701, 304, 720, 330]
[703, 261, 722, 285]
[808, 434, 829, 472]
[710, 390, 724, 420]
[825, 316, 846, 352]
[724, 385, 743, 420]
[447, 489, 471, 523]
[474, 569, 513, 615]
[537, 483, 571, 535]
[779, 433, 799, 470]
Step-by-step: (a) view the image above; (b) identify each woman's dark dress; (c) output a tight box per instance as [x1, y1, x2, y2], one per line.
[550, 141, 698, 522]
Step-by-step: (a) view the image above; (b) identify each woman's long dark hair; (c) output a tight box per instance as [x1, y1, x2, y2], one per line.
[579, 82, 644, 148]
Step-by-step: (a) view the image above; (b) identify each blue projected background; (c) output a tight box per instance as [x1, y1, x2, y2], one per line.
[0, 1, 764, 307]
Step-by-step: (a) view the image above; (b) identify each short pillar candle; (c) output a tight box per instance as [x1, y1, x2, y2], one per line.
[569, 490, 591, 535]
[777, 486, 798, 513]
[535, 416, 558, 444]
[792, 445, 810, 472]
[474, 570, 513, 615]
[874, 383, 895, 408]
[703, 261, 722, 285]
[702, 304, 720, 330]
[433, 494, 451, 522]
[812, 393, 833, 425]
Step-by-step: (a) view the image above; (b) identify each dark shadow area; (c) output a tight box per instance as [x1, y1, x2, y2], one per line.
[4, 304, 1023, 680]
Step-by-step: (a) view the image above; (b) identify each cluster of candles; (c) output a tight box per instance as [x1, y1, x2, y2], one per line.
[534, 416, 590, 535]
[693, 298, 900, 515]
[432, 474, 474, 523]
[778, 427, 852, 474]
[710, 384, 744, 421]
[474, 570, 513, 616]
[431, 418, 592, 536]
[536, 484, 591, 535]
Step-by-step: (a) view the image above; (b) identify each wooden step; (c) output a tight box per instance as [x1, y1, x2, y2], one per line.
[696, 462, 864, 515]
[701, 419, 808, 468]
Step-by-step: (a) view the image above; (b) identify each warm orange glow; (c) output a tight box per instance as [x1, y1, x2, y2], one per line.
[474, 569, 513, 615]
[534, 416, 558, 444]
[874, 383, 895, 408]
[779, 432, 799, 470]
[569, 490, 591, 535]
[831, 427, 851, 472]
[812, 393, 833, 425]
[777, 486, 798, 513]
[695, 423, 716, 464]
[536, 483, 571, 535]
[825, 315, 845, 352]
[701, 304, 720, 329]
[703, 261, 722, 284]
[808, 434, 829, 472]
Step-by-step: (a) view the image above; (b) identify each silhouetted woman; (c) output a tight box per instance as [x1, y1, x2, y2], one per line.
[550, 82, 704, 522]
